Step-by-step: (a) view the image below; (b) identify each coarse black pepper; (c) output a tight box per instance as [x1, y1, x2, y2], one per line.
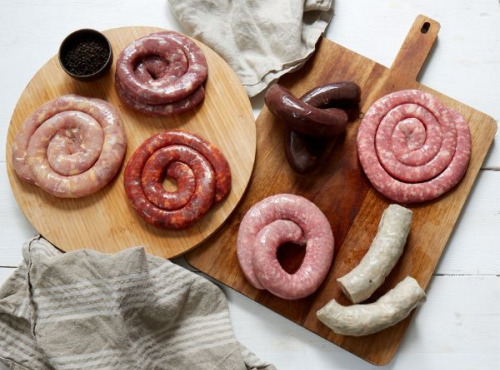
[63, 37, 109, 76]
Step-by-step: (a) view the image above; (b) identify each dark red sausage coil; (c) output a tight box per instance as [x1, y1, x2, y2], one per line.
[124, 131, 231, 229]
[237, 194, 334, 300]
[357, 89, 471, 203]
[115, 31, 208, 117]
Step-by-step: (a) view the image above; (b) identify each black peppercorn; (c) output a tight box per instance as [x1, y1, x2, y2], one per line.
[63, 37, 109, 76]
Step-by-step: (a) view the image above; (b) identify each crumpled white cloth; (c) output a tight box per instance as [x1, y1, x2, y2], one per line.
[169, 0, 333, 97]
[0, 236, 276, 370]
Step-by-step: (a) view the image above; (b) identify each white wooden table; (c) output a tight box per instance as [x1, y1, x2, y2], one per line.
[1, 1, 499, 369]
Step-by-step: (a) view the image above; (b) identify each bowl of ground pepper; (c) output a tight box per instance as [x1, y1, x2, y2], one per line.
[58, 29, 113, 82]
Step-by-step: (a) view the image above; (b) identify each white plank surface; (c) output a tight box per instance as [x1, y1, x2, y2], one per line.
[0, 0, 499, 369]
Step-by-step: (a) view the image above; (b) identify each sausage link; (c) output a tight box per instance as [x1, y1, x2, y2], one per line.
[317, 277, 426, 336]
[301, 81, 361, 109]
[337, 204, 413, 303]
[269, 82, 361, 173]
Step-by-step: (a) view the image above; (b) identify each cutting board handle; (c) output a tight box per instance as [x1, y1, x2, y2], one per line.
[390, 15, 440, 82]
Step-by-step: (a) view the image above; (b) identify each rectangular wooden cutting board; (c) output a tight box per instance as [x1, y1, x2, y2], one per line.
[185, 15, 497, 365]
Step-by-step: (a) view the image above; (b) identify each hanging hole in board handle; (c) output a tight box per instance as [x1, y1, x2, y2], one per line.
[421, 22, 431, 34]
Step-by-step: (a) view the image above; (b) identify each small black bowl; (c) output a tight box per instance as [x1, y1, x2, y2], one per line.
[58, 29, 113, 82]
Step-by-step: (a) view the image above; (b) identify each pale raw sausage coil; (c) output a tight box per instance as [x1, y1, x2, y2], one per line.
[237, 194, 334, 300]
[317, 276, 426, 336]
[124, 130, 231, 229]
[115, 31, 208, 117]
[357, 89, 471, 203]
[11, 94, 127, 198]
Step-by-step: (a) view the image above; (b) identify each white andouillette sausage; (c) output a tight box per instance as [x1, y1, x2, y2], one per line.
[317, 276, 426, 336]
[337, 204, 412, 303]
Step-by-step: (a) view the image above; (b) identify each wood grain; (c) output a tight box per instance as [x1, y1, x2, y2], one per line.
[185, 15, 497, 365]
[5, 26, 256, 259]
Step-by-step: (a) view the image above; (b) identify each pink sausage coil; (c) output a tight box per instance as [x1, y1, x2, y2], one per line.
[11, 94, 127, 198]
[357, 89, 471, 203]
[237, 194, 334, 300]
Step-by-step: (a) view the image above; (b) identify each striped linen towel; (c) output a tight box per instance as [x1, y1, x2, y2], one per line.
[0, 236, 276, 370]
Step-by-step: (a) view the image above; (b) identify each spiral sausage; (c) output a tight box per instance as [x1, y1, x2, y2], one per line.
[237, 194, 334, 300]
[124, 130, 231, 229]
[357, 89, 471, 203]
[115, 31, 208, 117]
[11, 94, 127, 198]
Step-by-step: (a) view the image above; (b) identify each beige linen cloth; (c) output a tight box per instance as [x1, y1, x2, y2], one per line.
[0, 236, 276, 370]
[169, 0, 334, 97]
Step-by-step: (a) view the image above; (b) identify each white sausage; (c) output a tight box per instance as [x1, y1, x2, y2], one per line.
[317, 276, 426, 336]
[337, 204, 412, 303]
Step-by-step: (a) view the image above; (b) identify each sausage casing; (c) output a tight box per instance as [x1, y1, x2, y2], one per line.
[317, 276, 426, 336]
[11, 94, 127, 198]
[337, 204, 413, 303]
[124, 130, 231, 229]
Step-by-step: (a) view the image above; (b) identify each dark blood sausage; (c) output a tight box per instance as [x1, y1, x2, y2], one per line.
[284, 130, 330, 174]
[11, 94, 127, 198]
[124, 130, 231, 229]
[237, 194, 334, 300]
[264, 84, 348, 137]
[357, 89, 471, 203]
[301, 81, 361, 111]
[115, 31, 208, 117]
[266, 82, 361, 173]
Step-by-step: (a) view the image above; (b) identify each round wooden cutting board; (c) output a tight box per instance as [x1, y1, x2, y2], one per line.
[5, 26, 256, 258]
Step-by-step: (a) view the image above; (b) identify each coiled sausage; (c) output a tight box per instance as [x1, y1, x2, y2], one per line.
[237, 194, 334, 300]
[115, 31, 208, 117]
[124, 130, 231, 229]
[357, 89, 471, 203]
[11, 94, 127, 198]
